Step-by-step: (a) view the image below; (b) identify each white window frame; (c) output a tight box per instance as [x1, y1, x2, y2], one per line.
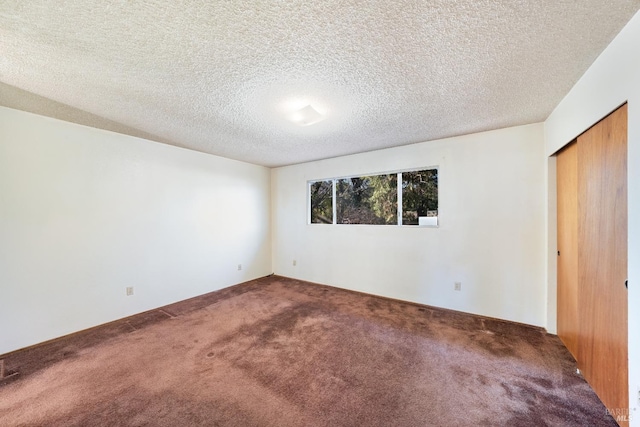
[307, 166, 439, 227]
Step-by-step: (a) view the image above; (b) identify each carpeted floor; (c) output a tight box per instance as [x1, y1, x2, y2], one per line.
[0, 276, 617, 426]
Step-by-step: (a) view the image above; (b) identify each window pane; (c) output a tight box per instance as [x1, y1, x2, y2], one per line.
[336, 174, 397, 225]
[310, 180, 333, 224]
[402, 169, 438, 225]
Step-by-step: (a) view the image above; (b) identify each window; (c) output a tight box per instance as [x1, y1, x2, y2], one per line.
[401, 169, 438, 225]
[308, 168, 438, 226]
[309, 180, 333, 224]
[337, 174, 397, 224]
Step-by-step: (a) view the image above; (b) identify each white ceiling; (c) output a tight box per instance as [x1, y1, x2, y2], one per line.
[1, 1, 639, 167]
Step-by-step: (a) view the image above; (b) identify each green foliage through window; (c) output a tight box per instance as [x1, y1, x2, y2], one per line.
[337, 175, 397, 225]
[309, 168, 438, 226]
[402, 170, 438, 225]
[310, 180, 333, 224]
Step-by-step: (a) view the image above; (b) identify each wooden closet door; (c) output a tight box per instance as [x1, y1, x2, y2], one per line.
[556, 141, 579, 360]
[577, 103, 628, 419]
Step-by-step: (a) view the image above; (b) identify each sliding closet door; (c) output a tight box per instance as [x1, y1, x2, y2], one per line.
[577, 104, 628, 418]
[556, 141, 579, 360]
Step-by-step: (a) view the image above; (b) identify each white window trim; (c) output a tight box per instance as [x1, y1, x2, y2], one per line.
[308, 166, 439, 227]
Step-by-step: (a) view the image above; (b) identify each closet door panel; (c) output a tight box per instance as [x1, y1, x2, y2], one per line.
[556, 141, 579, 360]
[577, 103, 628, 419]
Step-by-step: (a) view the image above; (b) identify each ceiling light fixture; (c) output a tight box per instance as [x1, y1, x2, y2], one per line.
[287, 104, 325, 126]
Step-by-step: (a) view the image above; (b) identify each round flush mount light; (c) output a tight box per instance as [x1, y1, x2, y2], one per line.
[286, 104, 326, 126]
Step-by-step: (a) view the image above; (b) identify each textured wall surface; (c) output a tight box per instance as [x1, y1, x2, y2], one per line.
[1, 1, 638, 166]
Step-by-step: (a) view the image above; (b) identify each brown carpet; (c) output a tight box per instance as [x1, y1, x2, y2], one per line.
[0, 276, 616, 426]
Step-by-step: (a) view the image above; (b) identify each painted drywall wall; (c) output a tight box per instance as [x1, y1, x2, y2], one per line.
[0, 106, 272, 355]
[545, 10, 640, 424]
[272, 123, 546, 327]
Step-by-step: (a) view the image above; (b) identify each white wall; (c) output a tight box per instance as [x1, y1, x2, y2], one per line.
[272, 123, 546, 327]
[0, 107, 272, 355]
[545, 10, 640, 423]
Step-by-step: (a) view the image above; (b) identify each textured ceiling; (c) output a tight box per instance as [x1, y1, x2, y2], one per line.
[1, 1, 639, 167]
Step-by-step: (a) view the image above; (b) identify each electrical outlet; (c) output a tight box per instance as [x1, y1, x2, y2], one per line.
[293, 260, 297, 266]
[237, 264, 242, 271]
[126, 287, 134, 296]
[454, 282, 462, 291]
